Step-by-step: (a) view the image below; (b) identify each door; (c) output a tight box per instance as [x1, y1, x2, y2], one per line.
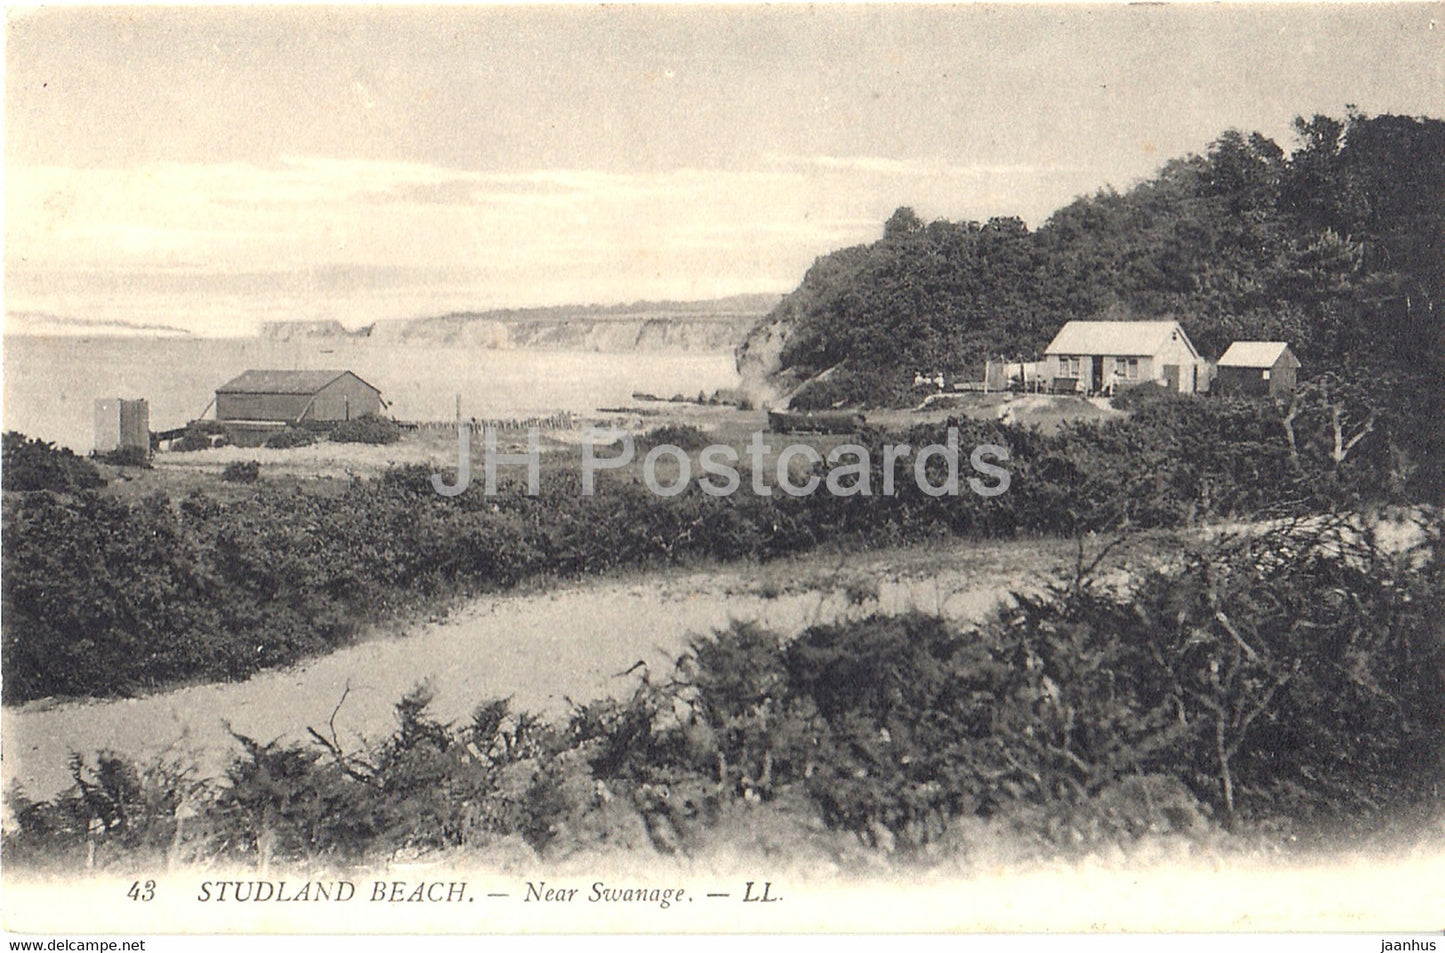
[1163, 364, 1180, 392]
[1090, 358, 1104, 394]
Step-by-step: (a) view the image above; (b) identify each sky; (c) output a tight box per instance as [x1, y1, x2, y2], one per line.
[5, 3, 1444, 335]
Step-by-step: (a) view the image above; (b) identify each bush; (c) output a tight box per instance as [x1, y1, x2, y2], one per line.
[172, 424, 221, 453]
[789, 367, 915, 411]
[1109, 381, 1177, 411]
[2, 432, 105, 492]
[4, 751, 201, 869]
[0, 388, 1417, 705]
[94, 446, 152, 468]
[329, 415, 400, 445]
[1126, 519, 1445, 823]
[263, 427, 315, 450]
[640, 424, 709, 451]
[677, 516, 1445, 847]
[5, 516, 1439, 869]
[220, 461, 261, 484]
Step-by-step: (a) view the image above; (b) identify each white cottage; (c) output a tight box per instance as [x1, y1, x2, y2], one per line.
[1043, 320, 1208, 395]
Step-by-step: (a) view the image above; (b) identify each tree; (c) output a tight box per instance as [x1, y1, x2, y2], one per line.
[751, 110, 1443, 452]
[883, 206, 924, 240]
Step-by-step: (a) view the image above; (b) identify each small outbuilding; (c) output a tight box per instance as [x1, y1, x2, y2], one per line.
[215, 369, 383, 434]
[1214, 342, 1300, 398]
[1043, 320, 1209, 395]
[94, 398, 150, 456]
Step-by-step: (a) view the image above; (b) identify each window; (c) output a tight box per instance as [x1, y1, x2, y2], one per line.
[1060, 356, 1080, 377]
[1262, 369, 1271, 380]
[1123, 358, 1140, 380]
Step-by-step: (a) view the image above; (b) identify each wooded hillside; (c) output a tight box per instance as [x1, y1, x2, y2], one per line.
[742, 111, 1444, 409]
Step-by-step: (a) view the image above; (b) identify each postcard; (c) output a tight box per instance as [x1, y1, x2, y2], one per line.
[3, 2, 1443, 943]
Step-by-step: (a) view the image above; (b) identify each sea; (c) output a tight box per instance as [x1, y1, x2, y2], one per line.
[1, 335, 742, 453]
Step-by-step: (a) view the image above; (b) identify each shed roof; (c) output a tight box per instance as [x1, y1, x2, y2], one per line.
[216, 369, 379, 395]
[1217, 342, 1299, 368]
[1044, 321, 1199, 359]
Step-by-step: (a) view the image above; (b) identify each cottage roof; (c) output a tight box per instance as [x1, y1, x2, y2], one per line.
[216, 369, 379, 395]
[1217, 342, 1299, 369]
[1044, 321, 1198, 359]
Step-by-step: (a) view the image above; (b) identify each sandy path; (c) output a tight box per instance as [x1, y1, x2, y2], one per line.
[2, 555, 1020, 804]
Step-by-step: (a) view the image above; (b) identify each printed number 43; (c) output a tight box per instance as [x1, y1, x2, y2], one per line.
[127, 880, 156, 902]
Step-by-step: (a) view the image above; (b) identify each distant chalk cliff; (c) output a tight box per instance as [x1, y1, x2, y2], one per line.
[257, 295, 779, 354]
[258, 319, 375, 342]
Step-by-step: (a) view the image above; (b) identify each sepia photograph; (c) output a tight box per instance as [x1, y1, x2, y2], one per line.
[2, 2, 1443, 942]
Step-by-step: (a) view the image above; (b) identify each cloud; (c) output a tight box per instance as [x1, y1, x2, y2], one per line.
[7, 158, 862, 269]
[360, 178, 485, 207]
[4, 310, 193, 337]
[4, 150, 1103, 329]
[763, 153, 1084, 178]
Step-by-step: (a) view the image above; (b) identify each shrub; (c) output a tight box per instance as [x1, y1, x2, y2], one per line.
[172, 425, 217, 453]
[1124, 518, 1445, 823]
[681, 622, 799, 799]
[5, 516, 1439, 869]
[3, 750, 206, 870]
[0, 390, 1420, 706]
[640, 424, 709, 451]
[329, 415, 401, 445]
[789, 367, 914, 411]
[2, 431, 105, 492]
[788, 375, 855, 411]
[1109, 381, 1177, 411]
[263, 427, 316, 450]
[200, 688, 553, 864]
[220, 461, 261, 484]
[94, 446, 152, 468]
[677, 515, 1445, 847]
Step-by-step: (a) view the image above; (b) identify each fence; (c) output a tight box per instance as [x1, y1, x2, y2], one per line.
[399, 412, 580, 433]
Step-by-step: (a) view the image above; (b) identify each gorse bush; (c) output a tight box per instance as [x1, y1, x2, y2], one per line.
[4, 750, 202, 869]
[173, 432, 214, 453]
[94, 446, 152, 469]
[210, 685, 552, 865]
[263, 427, 316, 450]
[0, 392, 1412, 702]
[329, 415, 400, 445]
[2, 432, 105, 492]
[7, 517, 1439, 869]
[220, 461, 261, 484]
[640, 424, 710, 451]
[677, 515, 1443, 847]
[3, 690, 553, 869]
[172, 420, 227, 453]
[1108, 381, 1177, 412]
[788, 367, 916, 411]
